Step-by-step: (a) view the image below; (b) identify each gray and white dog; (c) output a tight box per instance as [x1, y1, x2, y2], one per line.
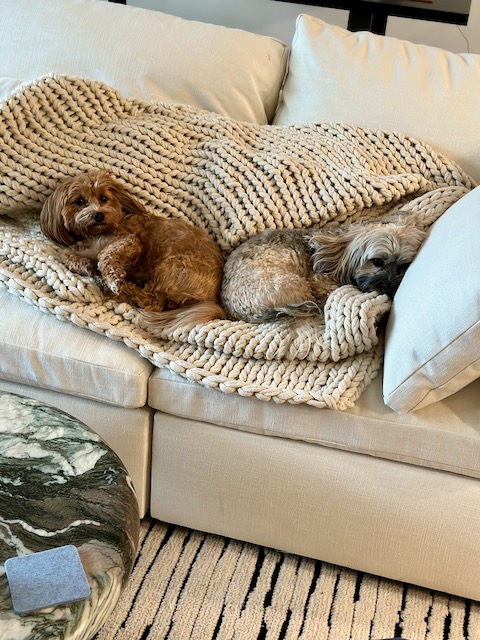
[220, 221, 426, 323]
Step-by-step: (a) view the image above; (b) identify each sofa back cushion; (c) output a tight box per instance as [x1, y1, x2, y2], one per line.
[273, 15, 480, 183]
[0, 0, 288, 124]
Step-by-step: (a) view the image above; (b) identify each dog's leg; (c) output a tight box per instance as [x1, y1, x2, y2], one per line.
[309, 273, 339, 305]
[97, 235, 167, 310]
[97, 235, 143, 295]
[112, 281, 166, 311]
[62, 249, 97, 277]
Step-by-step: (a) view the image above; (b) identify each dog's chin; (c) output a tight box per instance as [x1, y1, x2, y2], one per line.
[66, 221, 112, 239]
[355, 273, 403, 298]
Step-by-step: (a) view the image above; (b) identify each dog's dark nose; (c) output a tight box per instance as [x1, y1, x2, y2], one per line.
[93, 211, 104, 223]
[380, 282, 397, 297]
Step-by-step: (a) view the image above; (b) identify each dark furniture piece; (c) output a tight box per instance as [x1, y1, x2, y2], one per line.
[0, 392, 139, 640]
[108, 0, 470, 35]
[274, 0, 471, 34]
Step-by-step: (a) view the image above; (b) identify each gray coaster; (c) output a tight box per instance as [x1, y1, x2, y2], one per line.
[5, 545, 91, 614]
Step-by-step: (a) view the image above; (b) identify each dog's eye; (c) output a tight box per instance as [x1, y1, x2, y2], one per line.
[74, 197, 86, 207]
[99, 195, 108, 204]
[372, 258, 384, 268]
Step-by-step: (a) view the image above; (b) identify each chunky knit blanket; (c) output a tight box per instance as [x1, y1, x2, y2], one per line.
[0, 76, 474, 409]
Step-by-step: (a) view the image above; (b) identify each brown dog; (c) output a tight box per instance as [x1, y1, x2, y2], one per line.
[40, 171, 226, 331]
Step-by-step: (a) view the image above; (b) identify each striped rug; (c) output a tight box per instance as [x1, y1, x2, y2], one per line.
[93, 518, 480, 640]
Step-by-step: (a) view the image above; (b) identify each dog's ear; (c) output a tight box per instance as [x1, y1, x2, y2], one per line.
[309, 227, 360, 278]
[116, 183, 148, 218]
[40, 184, 76, 245]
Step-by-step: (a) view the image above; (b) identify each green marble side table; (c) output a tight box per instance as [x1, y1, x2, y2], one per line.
[0, 392, 139, 639]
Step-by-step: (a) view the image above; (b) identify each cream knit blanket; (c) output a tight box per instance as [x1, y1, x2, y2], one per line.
[0, 76, 474, 409]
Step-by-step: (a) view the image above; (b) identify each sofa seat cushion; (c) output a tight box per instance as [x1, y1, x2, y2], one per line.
[148, 367, 480, 480]
[0, 0, 288, 124]
[0, 289, 153, 408]
[273, 14, 480, 183]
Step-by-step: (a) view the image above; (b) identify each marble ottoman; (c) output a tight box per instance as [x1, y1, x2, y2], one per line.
[0, 392, 139, 640]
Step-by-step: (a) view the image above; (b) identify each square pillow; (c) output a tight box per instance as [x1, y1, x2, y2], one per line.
[383, 187, 480, 413]
[0, 0, 288, 124]
[273, 15, 480, 183]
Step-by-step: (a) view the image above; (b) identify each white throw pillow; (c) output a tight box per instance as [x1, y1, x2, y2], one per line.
[0, 0, 288, 124]
[383, 187, 480, 413]
[0, 78, 25, 99]
[273, 15, 480, 183]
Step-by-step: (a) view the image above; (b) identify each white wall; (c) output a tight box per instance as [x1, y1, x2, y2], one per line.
[128, 0, 479, 54]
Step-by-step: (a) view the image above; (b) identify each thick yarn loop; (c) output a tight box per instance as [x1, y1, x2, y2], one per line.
[0, 76, 474, 409]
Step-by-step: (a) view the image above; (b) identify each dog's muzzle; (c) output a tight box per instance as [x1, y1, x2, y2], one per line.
[356, 263, 410, 298]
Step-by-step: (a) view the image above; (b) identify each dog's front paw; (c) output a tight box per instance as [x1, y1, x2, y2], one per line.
[97, 261, 125, 293]
[95, 274, 122, 298]
[63, 250, 96, 277]
[95, 276, 109, 291]
[102, 273, 125, 295]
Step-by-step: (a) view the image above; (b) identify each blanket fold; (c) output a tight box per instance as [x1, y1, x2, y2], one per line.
[0, 76, 474, 409]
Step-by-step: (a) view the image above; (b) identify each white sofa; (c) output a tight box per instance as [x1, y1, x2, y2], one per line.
[1, 0, 479, 601]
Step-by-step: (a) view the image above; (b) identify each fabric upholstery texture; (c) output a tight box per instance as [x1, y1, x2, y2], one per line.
[150, 411, 480, 601]
[0, 289, 153, 408]
[383, 187, 480, 412]
[273, 15, 480, 183]
[149, 368, 480, 479]
[0, 0, 288, 124]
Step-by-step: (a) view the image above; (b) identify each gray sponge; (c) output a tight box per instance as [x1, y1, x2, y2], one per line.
[5, 545, 91, 614]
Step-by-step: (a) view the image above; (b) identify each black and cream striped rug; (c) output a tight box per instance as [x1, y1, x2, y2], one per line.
[93, 518, 480, 640]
